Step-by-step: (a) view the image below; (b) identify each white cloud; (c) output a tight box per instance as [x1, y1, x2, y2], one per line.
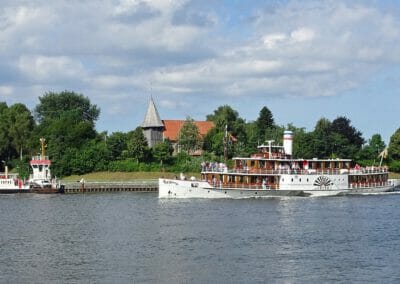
[17, 55, 86, 82]
[290, 27, 315, 43]
[0, 86, 13, 96]
[263, 33, 287, 49]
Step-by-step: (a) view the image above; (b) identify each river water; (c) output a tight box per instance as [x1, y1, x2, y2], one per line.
[1, 192, 400, 283]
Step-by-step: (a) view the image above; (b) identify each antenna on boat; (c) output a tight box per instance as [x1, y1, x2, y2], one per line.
[266, 140, 274, 158]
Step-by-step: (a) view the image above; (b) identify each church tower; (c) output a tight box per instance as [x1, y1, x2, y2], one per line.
[141, 97, 164, 148]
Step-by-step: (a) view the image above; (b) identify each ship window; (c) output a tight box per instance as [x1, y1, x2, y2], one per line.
[281, 178, 284, 182]
[291, 178, 293, 182]
[307, 178, 309, 182]
[299, 178, 301, 182]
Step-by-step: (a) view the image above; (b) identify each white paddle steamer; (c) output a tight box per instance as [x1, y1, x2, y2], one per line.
[159, 131, 395, 198]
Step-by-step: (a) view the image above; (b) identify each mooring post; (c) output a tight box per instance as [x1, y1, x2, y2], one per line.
[80, 178, 85, 193]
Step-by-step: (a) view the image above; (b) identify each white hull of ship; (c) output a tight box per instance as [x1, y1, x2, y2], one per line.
[159, 178, 395, 199]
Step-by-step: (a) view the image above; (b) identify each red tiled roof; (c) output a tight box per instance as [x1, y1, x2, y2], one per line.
[162, 120, 214, 141]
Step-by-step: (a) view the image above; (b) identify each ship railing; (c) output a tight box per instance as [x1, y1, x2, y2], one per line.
[349, 181, 392, 189]
[202, 167, 344, 175]
[202, 166, 389, 175]
[210, 182, 279, 190]
[31, 155, 50, 161]
[349, 167, 389, 174]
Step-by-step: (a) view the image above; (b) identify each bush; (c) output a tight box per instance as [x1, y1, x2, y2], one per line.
[389, 160, 400, 173]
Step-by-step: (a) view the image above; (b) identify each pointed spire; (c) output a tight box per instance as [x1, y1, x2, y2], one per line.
[142, 97, 164, 128]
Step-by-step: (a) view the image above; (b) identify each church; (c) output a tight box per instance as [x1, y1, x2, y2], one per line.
[141, 98, 214, 154]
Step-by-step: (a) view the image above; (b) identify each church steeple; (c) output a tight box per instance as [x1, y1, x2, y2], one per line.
[142, 96, 163, 128]
[141, 97, 164, 147]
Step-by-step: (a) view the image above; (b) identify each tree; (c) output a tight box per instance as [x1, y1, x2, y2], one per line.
[7, 103, 35, 160]
[34, 91, 101, 176]
[203, 127, 225, 157]
[106, 132, 128, 160]
[205, 105, 247, 158]
[388, 128, 400, 172]
[35, 91, 99, 147]
[206, 105, 241, 131]
[312, 118, 332, 158]
[389, 128, 400, 161]
[329, 117, 364, 158]
[153, 139, 173, 165]
[256, 106, 275, 140]
[124, 127, 149, 163]
[178, 117, 201, 154]
[357, 134, 386, 166]
[330, 116, 364, 148]
[0, 102, 11, 163]
[35, 91, 100, 124]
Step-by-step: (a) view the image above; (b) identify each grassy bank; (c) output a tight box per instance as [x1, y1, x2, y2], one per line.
[389, 172, 400, 179]
[62, 171, 200, 182]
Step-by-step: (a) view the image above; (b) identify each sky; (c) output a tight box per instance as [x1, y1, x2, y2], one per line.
[0, 0, 399, 143]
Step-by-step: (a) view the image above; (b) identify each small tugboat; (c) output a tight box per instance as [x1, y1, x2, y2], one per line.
[159, 131, 395, 198]
[28, 138, 63, 194]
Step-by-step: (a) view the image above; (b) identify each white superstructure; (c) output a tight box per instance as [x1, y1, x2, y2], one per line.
[159, 132, 395, 198]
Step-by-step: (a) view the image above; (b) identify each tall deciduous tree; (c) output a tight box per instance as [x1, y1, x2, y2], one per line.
[178, 117, 201, 154]
[0, 102, 11, 163]
[106, 132, 129, 160]
[205, 105, 246, 158]
[357, 134, 386, 166]
[153, 139, 173, 165]
[388, 128, 400, 172]
[8, 103, 35, 160]
[389, 128, 400, 160]
[312, 118, 332, 158]
[330, 116, 364, 148]
[124, 127, 149, 163]
[34, 91, 100, 176]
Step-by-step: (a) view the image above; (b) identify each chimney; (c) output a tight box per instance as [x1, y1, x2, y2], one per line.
[283, 130, 293, 156]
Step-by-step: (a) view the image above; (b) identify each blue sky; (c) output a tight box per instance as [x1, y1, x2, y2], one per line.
[0, 0, 399, 143]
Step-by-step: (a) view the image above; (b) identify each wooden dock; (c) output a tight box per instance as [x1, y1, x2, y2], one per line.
[62, 180, 158, 194]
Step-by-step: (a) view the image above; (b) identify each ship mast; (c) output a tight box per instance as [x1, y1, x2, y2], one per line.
[40, 138, 46, 160]
[223, 125, 228, 163]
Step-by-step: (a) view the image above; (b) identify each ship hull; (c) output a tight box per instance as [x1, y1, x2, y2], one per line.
[159, 179, 395, 199]
[0, 188, 30, 194]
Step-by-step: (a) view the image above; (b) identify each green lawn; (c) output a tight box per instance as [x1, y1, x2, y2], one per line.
[62, 171, 201, 182]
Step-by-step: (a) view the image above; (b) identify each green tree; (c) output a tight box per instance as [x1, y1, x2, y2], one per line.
[357, 134, 386, 166]
[106, 132, 128, 160]
[205, 105, 246, 158]
[178, 117, 201, 154]
[7, 103, 35, 160]
[124, 127, 149, 163]
[0, 102, 11, 163]
[34, 91, 100, 176]
[329, 117, 364, 158]
[389, 128, 400, 160]
[35, 91, 100, 124]
[153, 139, 173, 165]
[203, 127, 225, 157]
[256, 106, 275, 140]
[312, 118, 332, 158]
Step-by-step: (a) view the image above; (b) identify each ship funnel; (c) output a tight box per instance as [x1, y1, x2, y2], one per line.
[283, 130, 293, 156]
